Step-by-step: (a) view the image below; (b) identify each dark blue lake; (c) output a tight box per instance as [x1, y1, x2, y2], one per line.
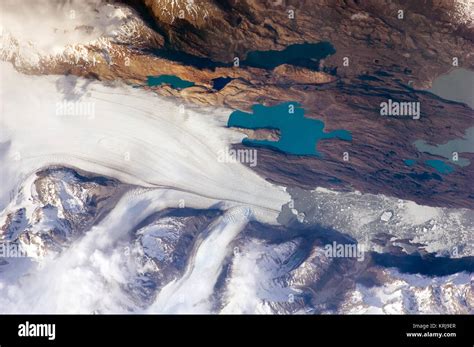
[228, 102, 352, 156]
[212, 77, 233, 91]
[148, 42, 335, 71]
[242, 42, 336, 70]
[147, 75, 195, 89]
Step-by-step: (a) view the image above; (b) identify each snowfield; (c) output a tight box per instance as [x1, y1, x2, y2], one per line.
[0, 57, 288, 312]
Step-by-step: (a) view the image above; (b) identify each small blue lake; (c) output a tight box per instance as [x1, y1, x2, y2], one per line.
[425, 160, 454, 174]
[228, 102, 352, 156]
[242, 42, 336, 70]
[404, 158, 455, 175]
[212, 77, 233, 91]
[147, 75, 195, 89]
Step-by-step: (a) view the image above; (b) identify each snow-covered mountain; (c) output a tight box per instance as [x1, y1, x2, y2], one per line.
[0, 0, 159, 70]
[1, 165, 472, 313]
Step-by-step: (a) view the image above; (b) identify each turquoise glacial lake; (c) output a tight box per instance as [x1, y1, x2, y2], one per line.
[147, 75, 195, 89]
[228, 102, 352, 156]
